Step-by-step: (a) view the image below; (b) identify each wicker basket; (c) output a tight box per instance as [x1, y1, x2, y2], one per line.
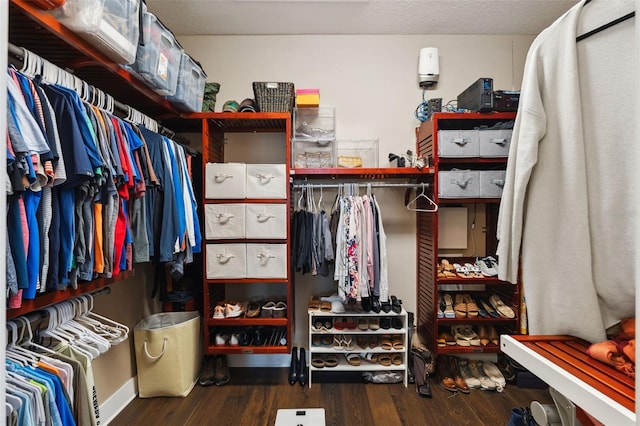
[252, 82, 295, 113]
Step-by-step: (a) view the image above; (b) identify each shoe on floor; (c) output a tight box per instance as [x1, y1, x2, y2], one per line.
[214, 354, 230, 386]
[198, 355, 215, 387]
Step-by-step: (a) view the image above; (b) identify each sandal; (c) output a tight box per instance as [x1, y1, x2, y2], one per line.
[462, 294, 479, 317]
[324, 354, 339, 368]
[308, 296, 320, 312]
[333, 335, 344, 350]
[441, 259, 455, 272]
[319, 301, 332, 312]
[360, 352, 378, 363]
[369, 336, 378, 349]
[356, 335, 368, 349]
[381, 335, 393, 350]
[490, 294, 515, 318]
[464, 263, 484, 278]
[453, 263, 472, 278]
[342, 335, 354, 350]
[392, 336, 405, 350]
[378, 354, 392, 366]
[357, 318, 369, 330]
[368, 317, 380, 330]
[345, 353, 361, 366]
[311, 354, 325, 368]
[454, 294, 467, 318]
[479, 297, 499, 318]
[442, 293, 455, 319]
[391, 354, 403, 366]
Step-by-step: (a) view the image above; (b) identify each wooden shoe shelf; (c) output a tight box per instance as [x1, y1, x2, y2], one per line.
[415, 112, 522, 355]
[307, 309, 408, 388]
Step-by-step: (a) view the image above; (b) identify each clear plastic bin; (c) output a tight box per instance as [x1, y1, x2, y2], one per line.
[337, 139, 379, 168]
[167, 53, 207, 112]
[51, 0, 140, 64]
[131, 9, 183, 96]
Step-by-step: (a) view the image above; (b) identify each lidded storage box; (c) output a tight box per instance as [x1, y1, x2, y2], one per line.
[292, 107, 336, 168]
[132, 7, 183, 95]
[167, 53, 207, 112]
[50, 0, 140, 64]
[438, 129, 479, 158]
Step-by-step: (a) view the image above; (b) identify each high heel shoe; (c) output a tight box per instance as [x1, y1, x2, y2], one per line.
[478, 324, 490, 347]
[288, 346, 298, 385]
[487, 325, 499, 346]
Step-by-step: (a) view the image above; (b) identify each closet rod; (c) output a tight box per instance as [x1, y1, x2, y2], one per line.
[7, 43, 197, 155]
[292, 182, 431, 190]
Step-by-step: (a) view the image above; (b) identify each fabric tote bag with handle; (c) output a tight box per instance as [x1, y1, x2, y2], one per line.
[134, 311, 201, 397]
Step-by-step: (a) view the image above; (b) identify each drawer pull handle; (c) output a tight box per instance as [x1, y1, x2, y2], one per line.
[215, 213, 234, 224]
[216, 253, 235, 264]
[255, 173, 275, 183]
[489, 138, 508, 145]
[451, 138, 469, 146]
[256, 213, 275, 222]
[452, 177, 473, 188]
[257, 253, 276, 264]
[214, 173, 233, 182]
[492, 179, 505, 188]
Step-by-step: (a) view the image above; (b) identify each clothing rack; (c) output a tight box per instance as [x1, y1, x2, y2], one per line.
[292, 182, 431, 190]
[577, 1, 635, 42]
[7, 42, 197, 155]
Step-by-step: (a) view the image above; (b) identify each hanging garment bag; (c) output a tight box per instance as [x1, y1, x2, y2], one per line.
[134, 311, 201, 397]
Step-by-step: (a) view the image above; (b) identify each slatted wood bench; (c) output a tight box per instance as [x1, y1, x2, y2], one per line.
[501, 335, 635, 426]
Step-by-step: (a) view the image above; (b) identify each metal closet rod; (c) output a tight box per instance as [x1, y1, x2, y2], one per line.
[292, 182, 431, 189]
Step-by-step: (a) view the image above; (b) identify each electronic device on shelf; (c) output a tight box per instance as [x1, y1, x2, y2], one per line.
[493, 90, 520, 112]
[457, 78, 494, 112]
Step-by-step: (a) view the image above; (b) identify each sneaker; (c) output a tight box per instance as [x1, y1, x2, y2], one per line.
[215, 333, 228, 346]
[457, 359, 481, 389]
[214, 354, 230, 386]
[222, 100, 239, 113]
[198, 355, 216, 387]
[229, 334, 240, 346]
[212, 305, 225, 319]
[476, 257, 498, 276]
[225, 302, 244, 318]
[482, 361, 506, 391]
[238, 98, 256, 112]
[468, 360, 496, 391]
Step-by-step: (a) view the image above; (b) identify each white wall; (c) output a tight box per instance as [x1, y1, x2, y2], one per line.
[178, 33, 535, 355]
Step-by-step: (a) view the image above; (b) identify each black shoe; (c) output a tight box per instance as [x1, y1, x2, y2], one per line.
[198, 355, 215, 387]
[214, 355, 230, 386]
[298, 348, 307, 386]
[371, 296, 381, 313]
[288, 346, 299, 385]
[391, 317, 403, 330]
[361, 297, 371, 312]
[380, 317, 391, 330]
[254, 326, 266, 346]
[381, 299, 392, 313]
[390, 295, 403, 314]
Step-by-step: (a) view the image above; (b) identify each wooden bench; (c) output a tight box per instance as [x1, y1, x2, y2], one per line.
[501, 335, 635, 426]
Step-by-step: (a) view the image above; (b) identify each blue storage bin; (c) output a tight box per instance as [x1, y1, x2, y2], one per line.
[167, 53, 207, 112]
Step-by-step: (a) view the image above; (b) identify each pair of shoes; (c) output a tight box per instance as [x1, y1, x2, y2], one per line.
[212, 301, 245, 318]
[448, 356, 470, 393]
[260, 301, 287, 317]
[436, 355, 458, 392]
[288, 347, 308, 386]
[451, 325, 480, 346]
[222, 100, 239, 112]
[489, 294, 516, 318]
[214, 354, 230, 386]
[478, 324, 500, 346]
[441, 294, 455, 318]
[476, 256, 498, 276]
[390, 295, 403, 314]
[238, 98, 256, 112]
[198, 355, 216, 386]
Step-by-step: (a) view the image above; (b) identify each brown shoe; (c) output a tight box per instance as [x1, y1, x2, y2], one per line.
[437, 356, 457, 392]
[487, 325, 499, 346]
[478, 324, 490, 347]
[448, 356, 470, 393]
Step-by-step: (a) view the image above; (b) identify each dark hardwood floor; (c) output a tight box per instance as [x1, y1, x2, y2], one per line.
[112, 367, 553, 425]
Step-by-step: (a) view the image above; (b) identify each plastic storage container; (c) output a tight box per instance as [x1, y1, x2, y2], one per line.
[292, 140, 336, 168]
[336, 139, 379, 168]
[293, 107, 336, 143]
[132, 9, 183, 96]
[167, 53, 207, 112]
[50, 0, 140, 64]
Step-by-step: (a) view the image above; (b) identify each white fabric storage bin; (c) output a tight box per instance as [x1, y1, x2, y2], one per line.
[438, 130, 479, 158]
[438, 170, 480, 198]
[205, 243, 246, 279]
[204, 204, 245, 239]
[246, 244, 288, 278]
[134, 311, 201, 397]
[245, 204, 287, 239]
[479, 170, 506, 198]
[478, 129, 512, 157]
[246, 164, 287, 199]
[205, 163, 246, 199]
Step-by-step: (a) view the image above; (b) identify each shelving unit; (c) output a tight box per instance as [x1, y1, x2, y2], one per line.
[308, 310, 408, 388]
[177, 113, 293, 355]
[416, 112, 521, 355]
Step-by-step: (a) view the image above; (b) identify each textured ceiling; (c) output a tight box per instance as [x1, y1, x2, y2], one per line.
[145, 0, 581, 36]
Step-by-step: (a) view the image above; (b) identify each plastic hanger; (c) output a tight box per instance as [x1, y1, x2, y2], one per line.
[406, 183, 438, 213]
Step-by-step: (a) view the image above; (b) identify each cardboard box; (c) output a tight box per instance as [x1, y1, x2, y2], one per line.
[296, 89, 320, 107]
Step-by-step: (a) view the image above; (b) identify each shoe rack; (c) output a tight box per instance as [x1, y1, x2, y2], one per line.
[307, 310, 408, 388]
[415, 112, 521, 355]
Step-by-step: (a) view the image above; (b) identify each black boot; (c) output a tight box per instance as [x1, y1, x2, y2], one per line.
[298, 347, 307, 386]
[288, 346, 298, 385]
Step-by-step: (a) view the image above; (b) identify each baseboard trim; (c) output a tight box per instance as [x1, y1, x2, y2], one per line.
[100, 376, 138, 426]
[228, 354, 289, 368]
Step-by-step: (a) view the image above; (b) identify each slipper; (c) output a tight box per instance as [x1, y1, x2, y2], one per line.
[380, 335, 393, 350]
[321, 335, 332, 346]
[464, 263, 484, 278]
[391, 354, 403, 365]
[357, 318, 369, 330]
[345, 353, 361, 366]
[311, 355, 325, 368]
[392, 336, 405, 350]
[333, 317, 346, 330]
[441, 259, 455, 272]
[462, 294, 479, 317]
[490, 294, 515, 318]
[308, 296, 320, 312]
[453, 263, 472, 278]
[454, 294, 467, 318]
[324, 354, 339, 368]
[437, 332, 447, 348]
[312, 335, 322, 346]
[368, 317, 380, 330]
[442, 294, 455, 318]
[319, 301, 332, 312]
[378, 354, 392, 366]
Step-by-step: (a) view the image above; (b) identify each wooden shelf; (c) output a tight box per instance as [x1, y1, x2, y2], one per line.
[436, 346, 502, 354]
[162, 112, 291, 133]
[204, 345, 289, 355]
[206, 317, 288, 327]
[7, 270, 135, 320]
[291, 167, 432, 179]
[205, 278, 289, 284]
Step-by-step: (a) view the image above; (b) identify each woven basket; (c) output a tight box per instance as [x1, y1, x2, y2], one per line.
[252, 82, 295, 113]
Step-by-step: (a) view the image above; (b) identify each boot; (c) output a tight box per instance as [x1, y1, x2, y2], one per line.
[298, 347, 307, 386]
[406, 311, 415, 384]
[288, 346, 298, 385]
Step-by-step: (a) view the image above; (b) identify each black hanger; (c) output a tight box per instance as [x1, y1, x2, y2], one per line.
[577, 0, 635, 42]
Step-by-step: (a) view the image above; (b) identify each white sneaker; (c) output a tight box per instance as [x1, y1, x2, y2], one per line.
[225, 302, 244, 318]
[476, 257, 498, 276]
[468, 360, 496, 391]
[215, 334, 228, 346]
[229, 334, 239, 346]
[481, 361, 506, 390]
[212, 305, 225, 319]
[458, 359, 481, 389]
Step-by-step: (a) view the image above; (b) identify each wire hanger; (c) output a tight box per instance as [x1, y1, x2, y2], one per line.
[406, 183, 438, 213]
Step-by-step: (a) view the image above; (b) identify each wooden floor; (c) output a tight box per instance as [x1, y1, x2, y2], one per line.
[111, 368, 553, 426]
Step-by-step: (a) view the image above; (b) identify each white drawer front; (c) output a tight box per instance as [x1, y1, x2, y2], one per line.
[205, 243, 246, 279]
[438, 170, 480, 198]
[478, 129, 512, 157]
[246, 164, 287, 199]
[479, 170, 506, 198]
[204, 204, 246, 239]
[246, 244, 287, 278]
[245, 204, 287, 239]
[205, 163, 246, 199]
[438, 130, 479, 158]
